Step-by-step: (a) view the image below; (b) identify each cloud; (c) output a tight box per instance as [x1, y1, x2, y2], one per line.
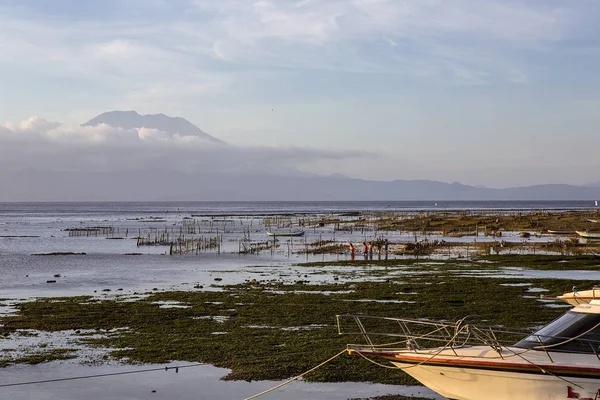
[0, 0, 590, 93]
[5, 116, 62, 133]
[0, 116, 369, 175]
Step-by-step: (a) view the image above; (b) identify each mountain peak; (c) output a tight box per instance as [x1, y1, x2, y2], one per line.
[83, 110, 225, 144]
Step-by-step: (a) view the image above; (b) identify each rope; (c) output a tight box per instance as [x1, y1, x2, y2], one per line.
[243, 349, 347, 400]
[353, 349, 401, 369]
[352, 323, 469, 370]
[501, 344, 584, 389]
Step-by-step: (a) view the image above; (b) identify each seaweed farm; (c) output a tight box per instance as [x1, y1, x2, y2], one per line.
[1, 201, 600, 400]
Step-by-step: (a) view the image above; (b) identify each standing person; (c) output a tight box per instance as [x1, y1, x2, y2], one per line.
[384, 239, 389, 260]
[349, 242, 356, 261]
[376, 241, 383, 259]
[362, 242, 368, 260]
[368, 242, 374, 260]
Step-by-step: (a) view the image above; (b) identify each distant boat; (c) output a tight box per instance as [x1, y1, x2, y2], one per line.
[588, 219, 600, 223]
[546, 230, 575, 234]
[576, 231, 600, 239]
[266, 230, 305, 237]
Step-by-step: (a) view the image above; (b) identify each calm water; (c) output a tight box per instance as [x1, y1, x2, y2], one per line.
[0, 200, 597, 298]
[1, 200, 598, 217]
[0, 362, 444, 400]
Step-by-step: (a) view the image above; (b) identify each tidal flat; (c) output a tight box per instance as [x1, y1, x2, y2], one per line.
[1, 255, 599, 392]
[2, 203, 600, 399]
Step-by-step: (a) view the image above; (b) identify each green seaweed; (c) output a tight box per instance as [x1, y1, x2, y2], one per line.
[0, 264, 594, 386]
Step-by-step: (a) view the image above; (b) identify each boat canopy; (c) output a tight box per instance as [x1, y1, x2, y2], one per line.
[515, 310, 600, 353]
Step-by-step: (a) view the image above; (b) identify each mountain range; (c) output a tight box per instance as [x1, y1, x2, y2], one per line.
[2, 170, 600, 202]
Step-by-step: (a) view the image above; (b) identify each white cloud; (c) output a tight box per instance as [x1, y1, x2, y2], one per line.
[0, 116, 369, 174]
[5, 116, 61, 133]
[0, 0, 587, 91]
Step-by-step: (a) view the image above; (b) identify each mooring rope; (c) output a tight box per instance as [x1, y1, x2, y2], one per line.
[352, 323, 469, 370]
[243, 349, 347, 400]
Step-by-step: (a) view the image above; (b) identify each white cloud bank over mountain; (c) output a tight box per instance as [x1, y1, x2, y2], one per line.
[0, 116, 369, 176]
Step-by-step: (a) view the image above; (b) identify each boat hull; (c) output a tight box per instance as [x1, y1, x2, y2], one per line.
[266, 231, 304, 237]
[392, 361, 600, 400]
[576, 231, 600, 239]
[349, 345, 600, 400]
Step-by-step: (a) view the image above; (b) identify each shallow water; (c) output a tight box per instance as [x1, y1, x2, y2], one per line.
[0, 361, 444, 400]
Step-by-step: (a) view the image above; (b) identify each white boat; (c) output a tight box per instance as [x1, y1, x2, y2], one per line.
[338, 301, 600, 400]
[547, 229, 575, 234]
[576, 231, 600, 239]
[266, 230, 304, 237]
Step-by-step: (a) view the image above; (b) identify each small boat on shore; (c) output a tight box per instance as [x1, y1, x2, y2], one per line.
[339, 300, 600, 400]
[576, 231, 600, 239]
[547, 229, 575, 234]
[266, 230, 305, 237]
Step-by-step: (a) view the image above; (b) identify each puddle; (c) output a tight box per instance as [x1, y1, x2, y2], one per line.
[343, 299, 416, 304]
[544, 304, 572, 308]
[267, 290, 354, 295]
[246, 325, 275, 329]
[500, 283, 531, 287]
[526, 287, 549, 293]
[192, 316, 230, 323]
[151, 301, 191, 309]
[281, 324, 329, 331]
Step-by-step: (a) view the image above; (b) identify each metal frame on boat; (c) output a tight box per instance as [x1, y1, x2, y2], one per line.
[338, 302, 600, 400]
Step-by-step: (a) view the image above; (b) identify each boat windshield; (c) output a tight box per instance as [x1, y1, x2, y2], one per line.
[514, 311, 600, 353]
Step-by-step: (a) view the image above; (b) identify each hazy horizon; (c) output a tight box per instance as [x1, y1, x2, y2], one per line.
[2, 1, 600, 191]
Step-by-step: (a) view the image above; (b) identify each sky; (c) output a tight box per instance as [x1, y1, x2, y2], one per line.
[1, 0, 600, 188]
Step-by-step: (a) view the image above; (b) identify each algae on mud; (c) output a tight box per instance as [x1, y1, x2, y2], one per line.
[0, 348, 76, 367]
[299, 254, 600, 270]
[335, 210, 600, 235]
[2, 255, 598, 387]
